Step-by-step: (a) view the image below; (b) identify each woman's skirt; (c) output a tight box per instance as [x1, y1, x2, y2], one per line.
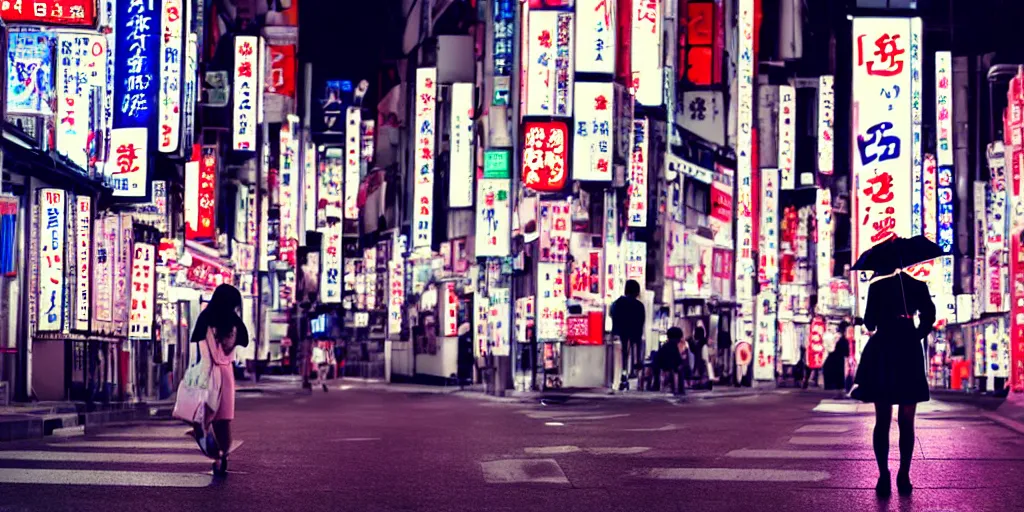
[852, 324, 930, 405]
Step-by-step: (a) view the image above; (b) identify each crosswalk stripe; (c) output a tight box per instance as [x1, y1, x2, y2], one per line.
[0, 450, 211, 464]
[48, 440, 198, 450]
[0, 468, 211, 487]
[795, 424, 851, 433]
[95, 427, 192, 439]
[788, 436, 860, 445]
[648, 468, 830, 482]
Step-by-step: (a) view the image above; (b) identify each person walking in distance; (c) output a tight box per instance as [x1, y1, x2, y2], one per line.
[852, 265, 935, 498]
[611, 279, 646, 389]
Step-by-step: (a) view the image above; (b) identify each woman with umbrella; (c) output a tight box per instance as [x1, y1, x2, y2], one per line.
[851, 236, 939, 498]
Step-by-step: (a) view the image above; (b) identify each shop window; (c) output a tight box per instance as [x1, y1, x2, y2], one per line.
[684, 179, 710, 229]
[678, 0, 721, 87]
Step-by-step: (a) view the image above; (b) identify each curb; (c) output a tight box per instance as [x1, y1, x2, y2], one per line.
[0, 401, 176, 443]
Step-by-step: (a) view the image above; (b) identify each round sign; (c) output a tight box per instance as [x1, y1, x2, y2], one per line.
[735, 341, 753, 367]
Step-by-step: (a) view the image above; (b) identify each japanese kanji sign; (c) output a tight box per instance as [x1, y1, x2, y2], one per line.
[319, 221, 342, 303]
[129, 242, 155, 340]
[114, 0, 157, 129]
[449, 83, 475, 207]
[412, 68, 437, 248]
[0, 0, 96, 26]
[388, 258, 405, 336]
[37, 189, 66, 332]
[159, 0, 183, 153]
[344, 106, 361, 220]
[818, 75, 834, 176]
[185, 146, 217, 240]
[75, 196, 91, 331]
[522, 120, 569, 192]
[572, 81, 614, 181]
[475, 179, 511, 257]
[8, 30, 55, 116]
[537, 262, 567, 341]
[524, 10, 574, 117]
[630, 0, 662, 106]
[539, 200, 571, 263]
[232, 35, 259, 151]
[92, 214, 117, 324]
[55, 33, 105, 172]
[575, 0, 615, 74]
[280, 115, 300, 265]
[107, 127, 149, 197]
[778, 85, 795, 189]
[627, 118, 648, 227]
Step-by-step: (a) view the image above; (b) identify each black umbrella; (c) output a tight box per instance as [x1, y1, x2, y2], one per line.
[851, 235, 944, 272]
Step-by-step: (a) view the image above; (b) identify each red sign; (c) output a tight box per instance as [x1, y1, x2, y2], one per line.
[522, 120, 568, 192]
[735, 341, 752, 367]
[711, 183, 732, 223]
[266, 45, 297, 98]
[1011, 233, 1024, 393]
[807, 316, 826, 370]
[187, 146, 217, 240]
[0, 0, 97, 27]
[185, 251, 234, 291]
[566, 312, 603, 345]
[527, 0, 572, 7]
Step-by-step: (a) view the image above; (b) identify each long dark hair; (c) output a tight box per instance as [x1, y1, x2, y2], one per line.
[190, 284, 248, 346]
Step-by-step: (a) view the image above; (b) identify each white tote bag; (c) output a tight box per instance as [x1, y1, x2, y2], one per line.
[172, 338, 221, 425]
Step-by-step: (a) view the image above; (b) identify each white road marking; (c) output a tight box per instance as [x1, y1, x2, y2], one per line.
[50, 440, 197, 450]
[560, 414, 630, 421]
[0, 468, 211, 487]
[0, 450, 211, 464]
[480, 459, 570, 484]
[96, 428, 194, 439]
[544, 422, 564, 427]
[524, 446, 651, 456]
[789, 436, 859, 446]
[795, 424, 851, 433]
[334, 437, 382, 442]
[586, 447, 650, 455]
[525, 446, 580, 455]
[625, 424, 678, 432]
[648, 468, 829, 482]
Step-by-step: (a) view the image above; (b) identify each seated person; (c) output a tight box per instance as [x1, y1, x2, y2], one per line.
[654, 327, 690, 395]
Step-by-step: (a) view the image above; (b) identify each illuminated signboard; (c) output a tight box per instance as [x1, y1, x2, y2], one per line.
[388, 258, 405, 336]
[575, 0, 615, 74]
[818, 75, 834, 176]
[232, 35, 259, 151]
[56, 33, 105, 172]
[280, 115, 300, 265]
[627, 118, 648, 227]
[572, 81, 614, 181]
[37, 189, 66, 332]
[522, 119, 569, 192]
[475, 178, 511, 257]
[537, 262, 567, 341]
[344, 106, 361, 219]
[778, 85, 795, 189]
[8, 30, 55, 116]
[185, 147, 216, 240]
[449, 82, 475, 207]
[910, 19, 923, 236]
[412, 68, 437, 248]
[113, 0, 157, 129]
[735, 0, 756, 348]
[524, 10, 574, 116]
[128, 242, 155, 340]
[75, 196, 91, 331]
[759, 168, 779, 285]
[320, 221, 342, 303]
[816, 188, 834, 287]
[935, 51, 955, 254]
[630, 0, 663, 106]
[0, 0, 97, 26]
[319, 147, 343, 221]
[158, 0, 183, 153]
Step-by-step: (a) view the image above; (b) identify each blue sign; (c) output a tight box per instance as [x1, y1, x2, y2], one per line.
[493, 0, 514, 77]
[114, 0, 160, 129]
[6, 30, 55, 116]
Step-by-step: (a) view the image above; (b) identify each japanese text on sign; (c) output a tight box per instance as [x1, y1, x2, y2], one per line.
[522, 120, 569, 192]
[56, 33, 105, 172]
[818, 76, 835, 176]
[108, 127, 149, 197]
[627, 118, 649, 227]
[537, 262, 567, 341]
[37, 189, 66, 331]
[75, 196, 91, 331]
[159, 0, 183, 153]
[344, 107, 361, 219]
[388, 259, 405, 336]
[232, 36, 259, 151]
[412, 68, 437, 248]
[778, 85, 795, 189]
[114, 0, 158, 129]
[575, 0, 615, 74]
[319, 221, 342, 303]
[525, 10, 574, 117]
[1, 0, 96, 26]
[572, 82, 614, 181]
[279, 116, 300, 265]
[475, 179, 511, 257]
[8, 30, 55, 116]
[450, 83, 475, 207]
[129, 242, 155, 340]
[539, 201, 571, 263]
[735, 0, 756, 308]
[630, 0, 662, 106]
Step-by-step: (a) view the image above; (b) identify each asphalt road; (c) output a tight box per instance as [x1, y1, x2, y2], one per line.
[0, 386, 1022, 512]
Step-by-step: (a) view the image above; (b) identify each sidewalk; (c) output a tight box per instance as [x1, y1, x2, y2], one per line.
[0, 400, 174, 443]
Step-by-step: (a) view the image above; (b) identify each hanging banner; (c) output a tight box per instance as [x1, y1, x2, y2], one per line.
[627, 118, 649, 227]
[630, 0, 662, 106]
[537, 262, 567, 341]
[923, 153, 937, 243]
[37, 189, 66, 332]
[488, 288, 511, 356]
[754, 294, 777, 381]
[129, 242, 155, 340]
[735, 0, 756, 348]
[817, 75, 834, 176]
[522, 119, 569, 191]
[449, 82, 475, 207]
[1, 1, 97, 26]
[7, 30, 55, 116]
[524, 10, 574, 117]
[412, 68, 437, 248]
[304, 140, 317, 232]
[56, 33, 105, 172]
[75, 196, 91, 331]
[539, 200, 571, 263]
[344, 106, 362, 219]
[475, 179, 511, 257]
[710, 181, 734, 250]
[266, 44, 297, 99]
[107, 128, 150, 197]
[159, 0, 183, 153]
[114, 0, 157, 130]
[778, 85, 795, 189]
[232, 35, 258, 151]
[182, 33, 199, 153]
[986, 143, 1008, 313]
[575, 0, 615, 74]
[280, 115, 300, 265]
[572, 81, 614, 181]
[320, 221, 342, 303]
[816, 188, 834, 286]
[93, 214, 116, 324]
[185, 147, 216, 240]
[759, 168, 779, 285]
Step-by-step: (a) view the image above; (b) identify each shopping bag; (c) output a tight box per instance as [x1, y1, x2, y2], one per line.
[172, 339, 220, 424]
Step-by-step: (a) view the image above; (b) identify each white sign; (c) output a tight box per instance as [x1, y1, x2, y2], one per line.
[56, 33, 105, 172]
[280, 115, 300, 262]
[631, 0, 663, 106]
[628, 118, 649, 227]
[572, 81, 614, 181]
[320, 221, 342, 303]
[159, 0, 183, 153]
[108, 127, 149, 197]
[525, 10, 574, 117]
[910, 19, 923, 236]
[232, 35, 258, 151]
[935, 51, 954, 169]
[303, 140, 317, 233]
[388, 259, 405, 336]
[754, 301, 777, 381]
[778, 85, 796, 189]
[449, 82, 475, 207]
[129, 242, 156, 340]
[625, 240, 647, 285]
[668, 155, 713, 184]
[816, 188, 834, 286]
[817, 76, 834, 176]
[537, 262, 567, 341]
[680, 91, 726, 146]
[38, 189, 66, 331]
[759, 168, 780, 285]
[736, 0, 756, 346]
[475, 179, 511, 257]
[75, 196, 91, 331]
[443, 282, 458, 337]
[488, 288, 511, 356]
[345, 106, 361, 219]
[412, 68, 437, 248]
[575, 0, 615, 74]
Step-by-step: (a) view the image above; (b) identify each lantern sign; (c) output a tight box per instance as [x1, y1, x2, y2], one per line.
[627, 118, 648, 227]
[232, 36, 259, 151]
[129, 242, 155, 340]
[524, 10, 574, 117]
[450, 83, 475, 207]
[344, 107, 361, 219]
[75, 196, 91, 331]
[817, 75, 835, 176]
[185, 147, 217, 240]
[1, 0, 97, 26]
[778, 85, 795, 189]
[522, 120, 569, 192]
[7, 30, 55, 116]
[537, 262, 567, 341]
[159, 0, 184, 153]
[37, 189, 66, 332]
[320, 221, 342, 303]
[539, 200, 571, 263]
[412, 68, 437, 248]
[630, 0, 662, 106]
[475, 179, 511, 257]
[56, 33, 105, 172]
[575, 0, 615, 74]
[572, 82, 614, 181]
[807, 316, 826, 369]
[443, 282, 458, 337]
